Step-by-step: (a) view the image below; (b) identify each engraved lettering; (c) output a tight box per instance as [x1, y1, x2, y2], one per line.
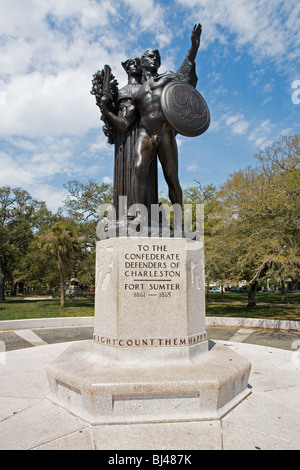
[123, 242, 182, 297]
[94, 333, 206, 348]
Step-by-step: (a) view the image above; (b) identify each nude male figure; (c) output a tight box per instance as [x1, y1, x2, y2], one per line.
[101, 24, 202, 215]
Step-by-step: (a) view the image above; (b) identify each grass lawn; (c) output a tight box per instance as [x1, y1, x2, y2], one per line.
[206, 292, 300, 321]
[0, 298, 94, 321]
[206, 303, 300, 321]
[0, 293, 299, 322]
[207, 292, 300, 304]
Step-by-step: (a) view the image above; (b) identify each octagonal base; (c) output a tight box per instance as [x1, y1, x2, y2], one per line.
[47, 340, 251, 424]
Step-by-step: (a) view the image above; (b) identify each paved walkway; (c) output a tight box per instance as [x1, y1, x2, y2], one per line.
[1, 318, 300, 450]
[1, 323, 300, 352]
[0, 339, 299, 450]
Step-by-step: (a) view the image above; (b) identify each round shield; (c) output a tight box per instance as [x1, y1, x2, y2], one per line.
[161, 81, 210, 137]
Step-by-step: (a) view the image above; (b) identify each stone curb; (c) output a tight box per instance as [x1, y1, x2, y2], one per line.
[0, 317, 94, 331]
[206, 316, 300, 332]
[0, 316, 299, 332]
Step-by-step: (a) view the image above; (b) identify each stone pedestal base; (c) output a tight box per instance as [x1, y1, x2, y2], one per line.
[92, 237, 208, 363]
[47, 237, 251, 424]
[47, 339, 251, 424]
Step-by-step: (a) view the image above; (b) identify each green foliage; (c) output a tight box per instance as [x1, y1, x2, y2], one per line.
[61, 179, 114, 287]
[0, 187, 53, 295]
[39, 218, 85, 307]
[0, 180, 113, 300]
[39, 219, 85, 265]
[203, 134, 300, 305]
[63, 179, 113, 222]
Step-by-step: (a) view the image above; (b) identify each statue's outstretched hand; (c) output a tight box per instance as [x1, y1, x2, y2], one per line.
[191, 23, 202, 49]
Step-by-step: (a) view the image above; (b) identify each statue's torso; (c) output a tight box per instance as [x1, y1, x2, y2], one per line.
[133, 76, 174, 137]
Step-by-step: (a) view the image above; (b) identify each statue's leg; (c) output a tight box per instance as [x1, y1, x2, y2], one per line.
[158, 133, 182, 206]
[132, 130, 155, 209]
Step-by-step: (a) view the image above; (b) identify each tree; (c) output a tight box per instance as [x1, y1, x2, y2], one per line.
[39, 219, 85, 308]
[63, 179, 113, 222]
[252, 133, 300, 301]
[62, 180, 114, 291]
[0, 266, 4, 301]
[0, 186, 52, 298]
[63, 179, 113, 248]
[183, 182, 219, 234]
[215, 134, 300, 306]
[19, 238, 59, 292]
[182, 182, 223, 294]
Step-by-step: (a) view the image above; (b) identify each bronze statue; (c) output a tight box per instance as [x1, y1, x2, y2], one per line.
[92, 24, 210, 226]
[114, 57, 158, 220]
[91, 57, 158, 222]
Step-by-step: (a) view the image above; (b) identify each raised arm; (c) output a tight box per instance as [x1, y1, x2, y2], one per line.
[176, 24, 202, 87]
[101, 96, 137, 133]
[187, 23, 202, 64]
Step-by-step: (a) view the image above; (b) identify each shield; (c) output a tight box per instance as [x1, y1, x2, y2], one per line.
[161, 81, 210, 137]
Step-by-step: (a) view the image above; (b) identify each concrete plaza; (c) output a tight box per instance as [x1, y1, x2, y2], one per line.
[0, 336, 299, 450]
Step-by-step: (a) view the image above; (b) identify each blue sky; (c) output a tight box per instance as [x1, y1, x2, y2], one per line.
[0, 0, 299, 211]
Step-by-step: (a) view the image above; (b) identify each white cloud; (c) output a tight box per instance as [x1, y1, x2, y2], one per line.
[28, 184, 68, 212]
[0, 81, 6, 105]
[225, 113, 249, 135]
[0, 152, 37, 186]
[45, 0, 117, 28]
[186, 164, 199, 172]
[0, 137, 75, 188]
[175, 0, 300, 65]
[0, 133, 113, 207]
[0, 0, 131, 139]
[0, 70, 99, 137]
[175, 136, 186, 149]
[280, 128, 292, 136]
[233, 121, 250, 135]
[0, 152, 67, 211]
[103, 176, 113, 184]
[248, 119, 276, 148]
[156, 33, 173, 49]
[0, 0, 48, 38]
[122, 0, 173, 47]
[89, 134, 111, 154]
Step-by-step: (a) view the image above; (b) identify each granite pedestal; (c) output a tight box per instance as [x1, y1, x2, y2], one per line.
[47, 237, 251, 424]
